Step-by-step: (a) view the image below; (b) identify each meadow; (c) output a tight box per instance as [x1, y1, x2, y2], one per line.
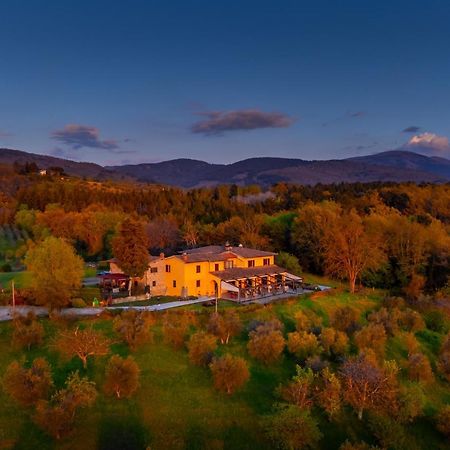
[0, 288, 449, 450]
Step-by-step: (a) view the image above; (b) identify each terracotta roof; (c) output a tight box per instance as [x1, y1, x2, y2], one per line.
[181, 245, 276, 259]
[210, 265, 287, 281]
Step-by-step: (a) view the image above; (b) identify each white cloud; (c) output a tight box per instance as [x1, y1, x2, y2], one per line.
[403, 132, 450, 157]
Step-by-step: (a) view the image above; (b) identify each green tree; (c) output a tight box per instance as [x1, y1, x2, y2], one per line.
[112, 218, 149, 278]
[25, 236, 84, 309]
[265, 404, 322, 450]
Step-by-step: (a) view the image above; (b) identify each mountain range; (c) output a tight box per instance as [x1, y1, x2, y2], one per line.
[0, 147, 449, 188]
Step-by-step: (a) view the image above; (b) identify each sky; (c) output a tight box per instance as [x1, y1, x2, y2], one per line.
[0, 0, 450, 165]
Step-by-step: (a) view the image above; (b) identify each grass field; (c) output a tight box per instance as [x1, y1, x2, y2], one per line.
[0, 289, 448, 449]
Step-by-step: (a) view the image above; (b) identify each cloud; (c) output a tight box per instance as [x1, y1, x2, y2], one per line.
[51, 124, 119, 150]
[402, 126, 421, 133]
[322, 110, 366, 127]
[349, 111, 366, 118]
[191, 109, 294, 135]
[402, 132, 450, 157]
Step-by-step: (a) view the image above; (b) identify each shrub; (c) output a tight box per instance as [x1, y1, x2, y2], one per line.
[70, 298, 87, 308]
[330, 307, 358, 334]
[187, 331, 217, 366]
[209, 354, 249, 395]
[399, 309, 425, 332]
[354, 324, 387, 359]
[320, 327, 349, 356]
[0, 263, 12, 272]
[424, 310, 448, 333]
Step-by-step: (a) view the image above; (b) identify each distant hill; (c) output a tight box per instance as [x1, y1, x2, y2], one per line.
[0, 147, 449, 187]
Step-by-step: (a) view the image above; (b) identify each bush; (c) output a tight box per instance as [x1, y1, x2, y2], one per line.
[436, 405, 450, 438]
[424, 310, 448, 333]
[12, 312, 44, 350]
[330, 307, 358, 334]
[0, 263, 12, 272]
[287, 331, 321, 360]
[71, 298, 87, 308]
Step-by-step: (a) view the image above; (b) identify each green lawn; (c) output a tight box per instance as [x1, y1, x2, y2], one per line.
[0, 289, 448, 449]
[0, 271, 32, 289]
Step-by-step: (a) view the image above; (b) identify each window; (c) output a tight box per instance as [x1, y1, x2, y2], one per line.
[165, 265, 171, 273]
[196, 280, 201, 288]
[196, 265, 201, 273]
[214, 263, 220, 271]
[152, 281, 156, 287]
[172, 280, 177, 288]
[263, 258, 270, 266]
[225, 260, 234, 269]
[150, 267, 158, 273]
[247, 260, 255, 268]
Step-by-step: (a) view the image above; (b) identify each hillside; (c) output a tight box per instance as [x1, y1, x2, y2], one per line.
[1, 147, 449, 187]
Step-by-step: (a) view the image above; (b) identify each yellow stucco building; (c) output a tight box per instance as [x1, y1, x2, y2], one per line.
[109, 244, 302, 301]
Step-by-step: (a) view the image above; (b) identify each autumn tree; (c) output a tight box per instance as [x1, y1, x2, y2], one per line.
[265, 405, 322, 450]
[436, 405, 450, 439]
[248, 322, 285, 365]
[287, 331, 321, 360]
[53, 327, 110, 369]
[354, 324, 387, 359]
[162, 313, 193, 349]
[104, 355, 140, 399]
[34, 372, 97, 439]
[322, 210, 385, 293]
[315, 367, 342, 420]
[3, 358, 53, 406]
[24, 236, 84, 309]
[340, 355, 399, 420]
[113, 310, 153, 351]
[12, 312, 44, 350]
[187, 331, 218, 366]
[207, 310, 242, 344]
[112, 218, 150, 278]
[407, 353, 434, 384]
[396, 383, 426, 423]
[330, 306, 359, 334]
[209, 354, 249, 395]
[320, 327, 349, 357]
[278, 366, 314, 410]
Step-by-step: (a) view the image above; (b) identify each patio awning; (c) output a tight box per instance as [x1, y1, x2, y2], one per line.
[221, 281, 240, 293]
[284, 273, 303, 282]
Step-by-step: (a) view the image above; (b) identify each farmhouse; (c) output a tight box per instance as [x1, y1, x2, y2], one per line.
[107, 244, 303, 301]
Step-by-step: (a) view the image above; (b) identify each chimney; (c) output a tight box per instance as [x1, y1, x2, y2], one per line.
[159, 252, 165, 260]
[225, 241, 232, 251]
[182, 252, 188, 262]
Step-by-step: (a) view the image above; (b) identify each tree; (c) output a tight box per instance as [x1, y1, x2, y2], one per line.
[24, 236, 84, 309]
[187, 331, 217, 366]
[113, 310, 153, 351]
[3, 358, 53, 406]
[315, 367, 342, 420]
[275, 252, 302, 275]
[340, 355, 399, 420]
[396, 383, 426, 423]
[34, 372, 97, 439]
[248, 323, 285, 365]
[322, 210, 385, 293]
[209, 354, 250, 395]
[12, 312, 44, 350]
[320, 327, 349, 357]
[354, 324, 387, 359]
[278, 366, 314, 410]
[207, 310, 242, 344]
[436, 405, 450, 439]
[162, 313, 192, 349]
[265, 405, 322, 450]
[287, 331, 321, 360]
[112, 218, 150, 278]
[330, 306, 359, 334]
[407, 353, 434, 384]
[53, 327, 110, 369]
[104, 355, 140, 399]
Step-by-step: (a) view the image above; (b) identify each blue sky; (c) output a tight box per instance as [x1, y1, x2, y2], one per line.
[0, 0, 449, 165]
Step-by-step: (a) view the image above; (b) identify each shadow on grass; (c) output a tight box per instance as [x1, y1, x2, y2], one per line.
[97, 414, 150, 450]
